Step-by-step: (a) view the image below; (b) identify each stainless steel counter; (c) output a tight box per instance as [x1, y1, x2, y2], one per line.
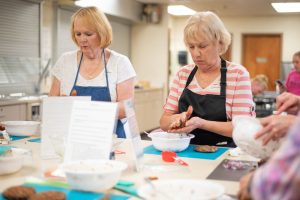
[0, 95, 44, 106]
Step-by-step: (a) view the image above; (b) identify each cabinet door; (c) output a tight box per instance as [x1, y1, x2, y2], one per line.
[134, 89, 164, 132]
[134, 102, 147, 132]
[0, 104, 27, 121]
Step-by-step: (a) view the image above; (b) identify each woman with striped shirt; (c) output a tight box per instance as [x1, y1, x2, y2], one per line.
[160, 11, 255, 146]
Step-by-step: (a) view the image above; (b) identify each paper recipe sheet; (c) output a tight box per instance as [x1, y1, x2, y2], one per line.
[64, 101, 118, 162]
[41, 96, 91, 159]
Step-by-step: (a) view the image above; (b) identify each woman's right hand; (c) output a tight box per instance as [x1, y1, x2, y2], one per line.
[255, 114, 296, 145]
[168, 106, 193, 131]
[276, 92, 300, 115]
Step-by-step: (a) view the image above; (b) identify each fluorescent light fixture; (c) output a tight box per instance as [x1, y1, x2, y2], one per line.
[75, 0, 101, 7]
[168, 5, 196, 16]
[271, 2, 300, 13]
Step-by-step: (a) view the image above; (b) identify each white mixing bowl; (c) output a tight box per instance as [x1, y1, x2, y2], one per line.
[2, 121, 40, 136]
[0, 148, 31, 175]
[232, 116, 284, 159]
[148, 132, 194, 152]
[62, 159, 127, 192]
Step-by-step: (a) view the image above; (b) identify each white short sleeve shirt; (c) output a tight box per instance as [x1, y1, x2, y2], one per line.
[51, 50, 136, 101]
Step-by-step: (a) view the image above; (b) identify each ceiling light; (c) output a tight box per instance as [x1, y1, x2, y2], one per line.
[75, 0, 101, 7]
[271, 2, 300, 13]
[168, 5, 196, 16]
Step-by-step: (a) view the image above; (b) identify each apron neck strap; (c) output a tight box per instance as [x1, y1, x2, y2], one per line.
[220, 58, 227, 96]
[103, 48, 110, 89]
[185, 66, 198, 88]
[73, 52, 84, 87]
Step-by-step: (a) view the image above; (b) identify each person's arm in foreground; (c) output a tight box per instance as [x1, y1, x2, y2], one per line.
[239, 116, 300, 200]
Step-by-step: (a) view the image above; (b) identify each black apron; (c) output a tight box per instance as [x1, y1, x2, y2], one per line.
[178, 59, 233, 146]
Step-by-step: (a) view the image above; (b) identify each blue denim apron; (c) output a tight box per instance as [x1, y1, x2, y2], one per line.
[70, 49, 126, 138]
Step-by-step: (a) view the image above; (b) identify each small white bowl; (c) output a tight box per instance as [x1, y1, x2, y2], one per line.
[232, 116, 284, 159]
[62, 159, 127, 192]
[148, 132, 194, 152]
[138, 179, 225, 200]
[2, 121, 40, 136]
[0, 148, 31, 175]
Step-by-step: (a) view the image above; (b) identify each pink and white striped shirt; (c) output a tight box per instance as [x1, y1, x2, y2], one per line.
[164, 61, 255, 120]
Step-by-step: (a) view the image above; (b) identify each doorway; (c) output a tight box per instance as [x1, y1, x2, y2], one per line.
[242, 34, 282, 91]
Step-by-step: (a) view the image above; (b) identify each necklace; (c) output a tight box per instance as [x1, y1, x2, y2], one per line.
[84, 64, 101, 79]
[82, 58, 102, 79]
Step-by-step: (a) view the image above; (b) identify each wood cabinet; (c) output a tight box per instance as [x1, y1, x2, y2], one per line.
[0, 104, 27, 121]
[134, 88, 164, 133]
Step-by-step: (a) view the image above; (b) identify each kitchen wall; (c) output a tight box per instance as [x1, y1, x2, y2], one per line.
[131, 5, 169, 91]
[2, 0, 299, 96]
[0, 0, 41, 95]
[40, 0, 143, 93]
[171, 15, 300, 63]
[169, 14, 300, 84]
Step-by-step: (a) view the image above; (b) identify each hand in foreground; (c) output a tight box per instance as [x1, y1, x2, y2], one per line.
[255, 114, 296, 145]
[276, 92, 300, 115]
[238, 171, 254, 200]
[168, 106, 193, 132]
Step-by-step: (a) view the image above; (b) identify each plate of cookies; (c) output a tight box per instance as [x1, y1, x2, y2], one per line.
[2, 185, 66, 200]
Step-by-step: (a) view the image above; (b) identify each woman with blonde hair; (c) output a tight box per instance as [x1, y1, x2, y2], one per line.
[251, 74, 269, 96]
[160, 11, 255, 146]
[49, 7, 136, 138]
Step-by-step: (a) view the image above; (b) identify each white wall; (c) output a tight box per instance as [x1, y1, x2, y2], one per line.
[131, 12, 300, 90]
[95, 0, 142, 22]
[131, 6, 169, 92]
[167, 14, 300, 87]
[170, 14, 300, 66]
[223, 15, 300, 63]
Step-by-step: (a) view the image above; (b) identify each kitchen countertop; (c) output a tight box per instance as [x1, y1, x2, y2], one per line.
[0, 136, 258, 199]
[0, 95, 45, 106]
[0, 88, 164, 106]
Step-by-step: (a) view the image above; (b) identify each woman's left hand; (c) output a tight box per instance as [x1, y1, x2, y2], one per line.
[168, 116, 205, 133]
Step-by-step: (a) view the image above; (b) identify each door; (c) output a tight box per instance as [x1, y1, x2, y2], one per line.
[242, 34, 282, 91]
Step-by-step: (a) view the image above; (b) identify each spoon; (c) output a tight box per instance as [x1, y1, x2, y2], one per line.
[143, 131, 150, 135]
